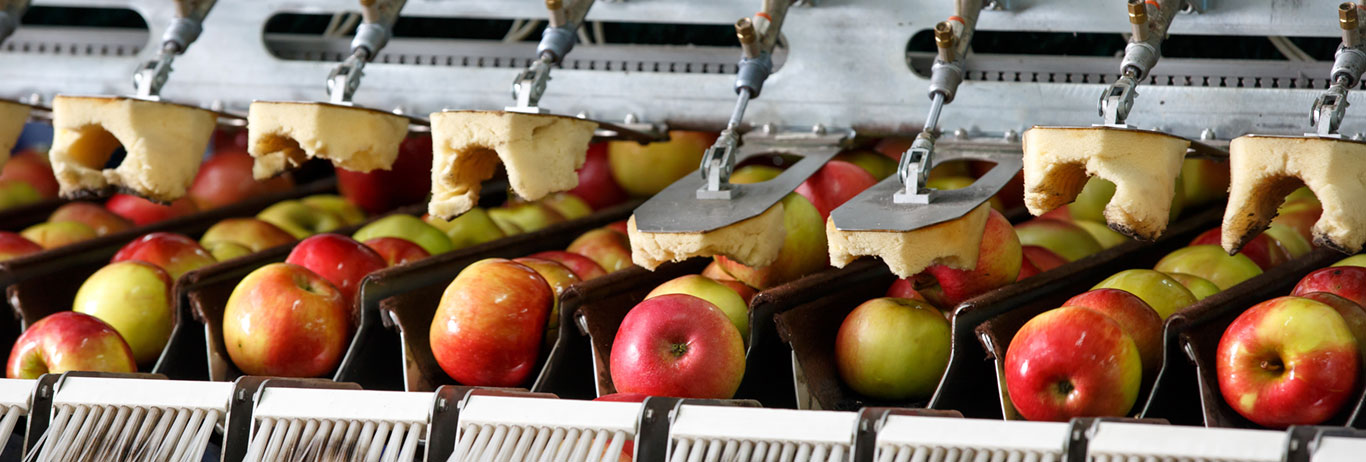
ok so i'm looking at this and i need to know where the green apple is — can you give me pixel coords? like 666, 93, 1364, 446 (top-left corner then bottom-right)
488, 202, 565, 233
354, 214, 454, 255
1014, 219, 1103, 261
927, 176, 1004, 211
835, 297, 951, 400
73, 261, 175, 364
21, 221, 97, 249
539, 193, 593, 220
1264, 224, 1312, 258
835, 149, 898, 180
301, 194, 366, 226
608, 131, 715, 196
1180, 158, 1230, 208
1093, 269, 1198, 319
257, 200, 344, 239
1073, 220, 1129, 249
0, 180, 42, 211
1165, 272, 1220, 300
1333, 254, 1366, 268
201, 218, 297, 253
206, 241, 252, 261
1154, 245, 1263, 291
646, 275, 750, 342
424, 208, 506, 250
715, 193, 827, 289
730, 165, 783, 184
1065, 176, 1184, 224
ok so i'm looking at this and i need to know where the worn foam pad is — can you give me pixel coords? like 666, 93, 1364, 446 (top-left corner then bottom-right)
248, 101, 410, 179
627, 204, 786, 271
826, 202, 990, 278
1223, 135, 1366, 254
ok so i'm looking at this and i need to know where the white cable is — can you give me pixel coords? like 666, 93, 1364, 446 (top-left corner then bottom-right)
503, 19, 527, 41
592, 21, 605, 45
577, 27, 593, 46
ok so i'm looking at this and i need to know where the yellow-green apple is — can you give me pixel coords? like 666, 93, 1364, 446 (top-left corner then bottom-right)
1154, 245, 1263, 290
1271, 198, 1322, 244
364, 237, 430, 266
926, 176, 1005, 212
923, 208, 1022, 306
257, 200, 344, 239
425, 208, 506, 250
1074, 220, 1128, 249
1180, 158, 1230, 207
488, 202, 566, 233
0, 232, 42, 261
569, 228, 634, 273
1291, 266, 1366, 308
200, 218, 297, 253
835, 297, 950, 400
286, 233, 388, 304
715, 193, 827, 289
1051, 176, 1184, 224
111, 232, 217, 279
1216, 296, 1360, 428
1014, 218, 1103, 262
206, 241, 251, 261
1063, 289, 1163, 373
353, 214, 454, 256
1005, 306, 1143, 421
1166, 272, 1220, 300
609, 293, 745, 398
646, 275, 750, 341
301, 194, 366, 226
335, 133, 433, 214
1265, 224, 1312, 258
1296, 292, 1366, 366
513, 257, 581, 338
48, 202, 133, 236
718, 280, 756, 305
0, 150, 59, 198
834, 149, 897, 180
885, 278, 930, 305
1190, 227, 1290, 270
608, 131, 716, 197
224, 262, 351, 377
1334, 255, 1366, 268
21, 221, 96, 249
105, 194, 198, 226
527, 250, 607, 280
539, 192, 593, 220
72, 261, 174, 364
730, 164, 782, 183
701, 260, 737, 282
794, 160, 879, 219
6, 312, 136, 379
430, 258, 553, 386
1092, 269, 1197, 319
188, 150, 293, 210
568, 142, 628, 210
0, 180, 42, 210
1022, 245, 1069, 273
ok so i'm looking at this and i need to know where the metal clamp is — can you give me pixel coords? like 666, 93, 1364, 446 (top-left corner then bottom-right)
1097, 0, 1179, 126
894, 132, 938, 205
697, 128, 740, 199
1313, 4, 1366, 135
508, 0, 596, 111
132, 0, 217, 99
326, 0, 406, 104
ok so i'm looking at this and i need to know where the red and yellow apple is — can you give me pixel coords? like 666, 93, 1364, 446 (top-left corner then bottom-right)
430, 258, 553, 386
364, 237, 430, 266
48, 202, 133, 236
527, 250, 607, 281
0, 232, 42, 261
794, 160, 878, 220
569, 228, 634, 273
610, 293, 745, 399
1063, 289, 1163, 372
7, 312, 136, 379
1005, 306, 1142, 421
488, 202, 566, 233
1291, 266, 1366, 308
105, 194, 198, 226
646, 275, 750, 341
223, 263, 351, 377
335, 133, 433, 214
200, 218, 297, 253
1092, 269, 1197, 319
715, 193, 827, 290
568, 142, 628, 210
21, 221, 97, 249
923, 208, 1022, 307
608, 131, 716, 197
0, 150, 59, 199
286, 233, 388, 305
1189, 227, 1290, 271
112, 232, 217, 279
836, 297, 950, 400
188, 150, 293, 210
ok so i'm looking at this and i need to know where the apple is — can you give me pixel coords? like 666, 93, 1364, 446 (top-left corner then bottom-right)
1056, 176, 1184, 225
1018, 257, 1042, 281
1005, 306, 1142, 421
834, 149, 897, 180
286, 234, 388, 304
608, 131, 716, 197
1291, 266, 1366, 308
364, 237, 430, 266
200, 217, 297, 253
488, 202, 566, 233
430, 258, 553, 386
6, 312, 136, 379
701, 261, 737, 282
21, 221, 97, 249
715, 193, 827, 290
335, 133, 433, 214
353, 214, 454, 256
188, 150, 293, 210
301, 194, 366, 226
224, 263, 351, 377
539, 193, 593, 220
873, 137, 911, 161
257, 200, 344, 239
1334, 255, 1366, 268
970, 161, 1027, 210
836, 297, 951, 400
72, 261, 174, 364
1022, 245, 1069, 273
1180, 158, 1231, 208
1165, 272, 1221, 300
926, 176, 1005, 212
610, 293, 745, 399
1271, 198, 1322, 245
923, 207, 1022, 307
211, 128, 248, 152
1296, 292, 1366, 366
0, 180, 42, 210
206, 241, 252, 261
718, 280, 756, 305
730, 165, 782, 184
1063, 289, 1163, 372
1154, 245, 1263, 291
646, 275, 750, 341
48, 202, 133, 236
1265, 224, 1312, 258
0, 150, 59, 198
794, 160, 879, 219
111, 232, 217, 279
885, 278, 930, 305
105, 194, 198, 226
1217, 296, 1359, 428
1014, 219, 1103, 262
513, 257, 582, 338
1073, 220, 1128, 249
425, 208, 506, 250
0, 232, 42, 261
568, 142, 628, 210
1189, 227, 1291, 271
569, 228, 634, 273
606, 220, 629, 236
527, 250, 607, 281
1092, 269, 1197, 319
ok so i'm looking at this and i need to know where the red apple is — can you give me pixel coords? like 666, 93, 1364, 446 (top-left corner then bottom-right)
569, 142, 628, 210
924, 208, 1022, 307
608, 131, 716, 197
1022, 245, 1069, 272
718, 280, 757, 305
1005, 306, 1143, 421
1291, 266, 1366, 308
336, 133, 434, 214
873, 137, 911, 161
1017, 257, 1042, 281
1063, 289, 1163, 373
430, 258, 553, 386
364, 237, 430, 266
48, 202, 133, 236
885, 278, 930, 304
610, 294, 745, 399
0, 232, 42, 261
224, 263, 351, 377
701, 261, 737, 282
7, 312, 137, 379
1271, 198, 1321, 245
527, 250, 607, 281
1297, 292, 1366, 366
1216, 296, 1360, 428
1181, 158, 1231, 208
286, 234, 388, 304
105, 194, 198, 226
188, 150, 293, 210
793, 160, 879, 220
1190, 227, 1291, 271
834, 149, 897, 180
21, 221, 96, 249
0, 150, 59, 198
568, 228, 634, 273
646, 275, 750, 341
200, 218, 297, 253
112, 232, 217, 279
836, 297, 951, 400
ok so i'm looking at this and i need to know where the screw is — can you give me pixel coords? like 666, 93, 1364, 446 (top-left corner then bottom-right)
624, 113, 639, 124
953, 128, 969, 138
1200, 128, 1216, 140
811, 124, 826, 135
1003, 129, 1019, 142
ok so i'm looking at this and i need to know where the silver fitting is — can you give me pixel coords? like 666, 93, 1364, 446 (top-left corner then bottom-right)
0, 12, 18, 44
350, 22, 390, 57
928, 60, 965, 104
894, 134, 937, 205
734, 52, 774, 98
697, 129, 740, 200
160, 17, 202, 51
1119, 42, 1159, 80
536, 25, 578, 64
1098, 72, 1140, 126
1331, 45, 1366, 87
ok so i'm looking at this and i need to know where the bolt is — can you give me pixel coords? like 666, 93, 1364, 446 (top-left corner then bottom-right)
934, 22, 955, 50
624, 113, 639, 124
1003, 129, 1019, 142
1200, 128, 1216, 140
953, 128, 969, 138
812, 124, 826, 135
763, 123, 777, 134
1343, 3, 1359, 30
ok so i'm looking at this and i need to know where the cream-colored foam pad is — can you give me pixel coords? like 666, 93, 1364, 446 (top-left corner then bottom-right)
1022, 127, 1189, 240
1223, 135, 1366, 254
428, 111, 597, 219
827, 202, 990, 279
247, 101, 409, 179
49, 96, 216, 202
627, 205, 785, 270
0, 101, 31, 167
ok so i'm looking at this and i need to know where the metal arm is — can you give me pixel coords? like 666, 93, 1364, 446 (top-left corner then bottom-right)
1312, 2, 1366, 136
132, 0, 216, 99
327, 0, 407, 104
1099, 0, 1181, 126
508, 0, 597, 112
0, 0, 28, 47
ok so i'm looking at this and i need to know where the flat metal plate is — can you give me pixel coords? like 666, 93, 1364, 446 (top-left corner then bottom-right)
830, 143, 1022, 232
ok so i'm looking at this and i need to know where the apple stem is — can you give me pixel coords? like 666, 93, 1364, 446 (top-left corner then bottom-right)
1260, 358, 1284, 374
671, 343, 689, 358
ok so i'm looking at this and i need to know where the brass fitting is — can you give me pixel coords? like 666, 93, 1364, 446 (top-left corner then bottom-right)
546, 0, 562, 10
737, 18, 760, 58
1342, 3, 1358, 30
934, 21, 956, 62
1128, 0, 1149, 42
